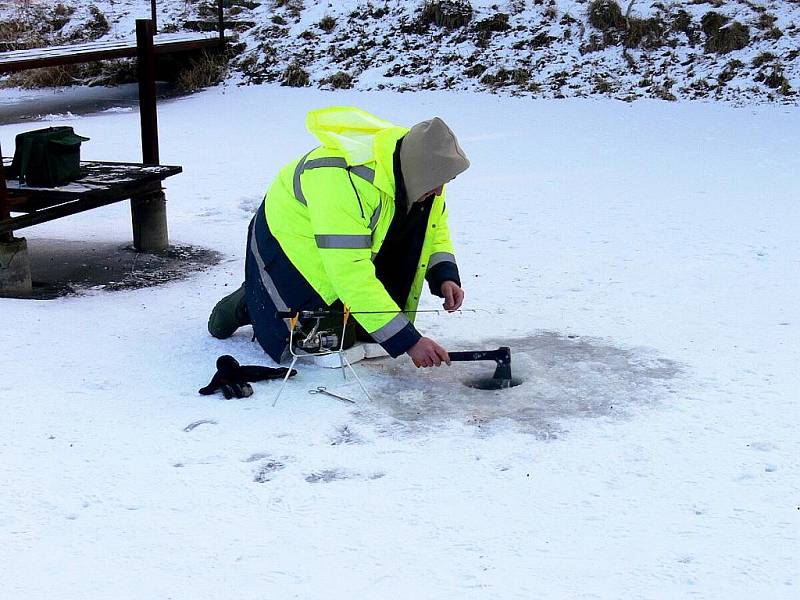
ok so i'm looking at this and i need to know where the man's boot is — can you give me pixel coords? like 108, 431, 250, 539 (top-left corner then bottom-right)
208, 283, 250, 339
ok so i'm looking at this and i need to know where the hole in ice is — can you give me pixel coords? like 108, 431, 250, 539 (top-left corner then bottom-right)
464, 376, 524, 390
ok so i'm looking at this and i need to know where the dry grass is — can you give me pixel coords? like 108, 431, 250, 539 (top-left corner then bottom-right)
752, 52, 777, 68
0, 19, 36, 50
625, 16, 667, 48
464, 63, 487, 77
700, 11, 750, 53
273, 0, 304, 18
2, 65, 79, 88
587, 1, 669, 49
474, 13, 510, 34
83, 5, 110, 41
594, 78, 614, 93
420, 1, 473, 30
756, 13, 777, 30
652, 84, 677, 101
671, 10, 692, 34
717, 59, 743, 84
480, 67, 531, 88
0, 2, 109, 50
588, 0, 625, 31
1, 59, 136, 89
321, 71, 353, 89
177, 51, 230, 92
318, 15, 337, 33
0, 2, 74, 50
281, 62, 309, 87
759, 66, 791, 94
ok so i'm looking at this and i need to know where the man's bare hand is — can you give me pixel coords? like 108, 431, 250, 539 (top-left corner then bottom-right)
441, 281, 465, 312
407, 337, 451, 368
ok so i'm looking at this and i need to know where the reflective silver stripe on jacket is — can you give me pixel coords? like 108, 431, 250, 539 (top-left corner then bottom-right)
368, 203, 382, 230
298, 157, 376, 182
292, 153, 377, 206
293, 151, 313, 206
427, 251, 456, 271
369, 312, 410, 343
349, 164, 375, 184
304, 157, 348, 170
250, 222, 291, 331
315, 234, 372, 249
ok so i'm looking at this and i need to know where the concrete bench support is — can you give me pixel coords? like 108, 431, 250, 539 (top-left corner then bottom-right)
0, 237, 33, 297
131, 188, 169, 251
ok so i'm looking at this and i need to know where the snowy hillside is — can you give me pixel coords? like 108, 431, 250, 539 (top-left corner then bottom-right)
1, 0, 799, 104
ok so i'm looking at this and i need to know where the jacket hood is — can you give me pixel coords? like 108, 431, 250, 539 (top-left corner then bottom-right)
306, 106, 408, 194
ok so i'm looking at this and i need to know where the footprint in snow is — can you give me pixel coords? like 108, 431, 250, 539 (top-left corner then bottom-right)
238, 196, 262, 214
253, 459, 286, 483
243, 452, 270, 463
329, 424, 363, 446
183, 419, 217, 432
304, 469, 385, 483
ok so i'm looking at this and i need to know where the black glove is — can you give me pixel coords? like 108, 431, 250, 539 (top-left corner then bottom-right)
199, 355, 297, 399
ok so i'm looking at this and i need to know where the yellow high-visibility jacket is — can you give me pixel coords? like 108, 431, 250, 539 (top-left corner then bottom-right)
263, 106, 459, 353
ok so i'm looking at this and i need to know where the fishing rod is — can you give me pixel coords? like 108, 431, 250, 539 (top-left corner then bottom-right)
276, 308, 489, 318
274, 307, 488, 375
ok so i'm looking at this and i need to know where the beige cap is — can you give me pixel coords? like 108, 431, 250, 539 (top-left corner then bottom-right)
400, 117, 470, 204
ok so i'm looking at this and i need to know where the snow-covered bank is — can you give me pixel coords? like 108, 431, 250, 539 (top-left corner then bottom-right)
1, 0, 799, 104
1, 86, 798, 598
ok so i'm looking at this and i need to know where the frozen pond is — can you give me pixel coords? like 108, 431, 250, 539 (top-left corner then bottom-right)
0, 82, 180, 125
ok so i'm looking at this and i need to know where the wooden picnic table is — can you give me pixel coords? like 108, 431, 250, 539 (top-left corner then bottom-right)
1, 159, 181, 246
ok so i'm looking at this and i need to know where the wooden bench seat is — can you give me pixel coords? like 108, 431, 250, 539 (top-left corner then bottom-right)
1, 160, 181, 235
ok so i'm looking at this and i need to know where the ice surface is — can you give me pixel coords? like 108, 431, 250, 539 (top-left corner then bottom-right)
1, 86, 798, 599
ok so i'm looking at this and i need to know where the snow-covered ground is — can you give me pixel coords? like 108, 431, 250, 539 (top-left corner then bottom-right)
1, 85, 799, 598
2, 0, 799, 104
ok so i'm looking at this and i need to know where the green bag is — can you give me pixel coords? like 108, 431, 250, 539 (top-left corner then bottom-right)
10, 126, 90, 187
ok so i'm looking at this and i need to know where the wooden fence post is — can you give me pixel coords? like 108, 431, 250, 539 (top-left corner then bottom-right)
151, 0, 158, 33
218, 0, 225, 45
136, 19, 159, 165
0, 144, 10, 243
133, 19, 168, 251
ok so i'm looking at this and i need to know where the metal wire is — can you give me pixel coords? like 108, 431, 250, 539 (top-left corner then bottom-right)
278, 308, 493, 317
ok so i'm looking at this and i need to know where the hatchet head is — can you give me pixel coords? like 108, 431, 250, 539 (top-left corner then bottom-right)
491, 346, 512, 382
449, 346, 513, 385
